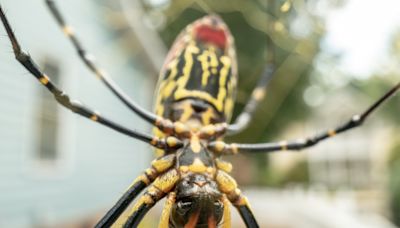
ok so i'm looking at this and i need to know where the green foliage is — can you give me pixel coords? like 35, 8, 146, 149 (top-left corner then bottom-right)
388, 164, 400, 226
388, 142, 400, 226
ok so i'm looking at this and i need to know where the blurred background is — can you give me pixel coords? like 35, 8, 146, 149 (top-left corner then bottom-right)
0, 0, 399, 227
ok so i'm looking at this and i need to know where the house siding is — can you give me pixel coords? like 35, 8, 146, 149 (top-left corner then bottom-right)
0, 0, 152, 227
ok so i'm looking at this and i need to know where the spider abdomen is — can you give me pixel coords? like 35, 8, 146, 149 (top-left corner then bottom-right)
154, 15, 238, 127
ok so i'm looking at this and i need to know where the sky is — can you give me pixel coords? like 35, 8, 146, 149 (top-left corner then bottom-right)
322, 0, 400, 79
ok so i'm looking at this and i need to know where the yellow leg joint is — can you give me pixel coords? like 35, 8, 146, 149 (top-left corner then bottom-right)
216, 159, 233, 173
158, 192, 176, 228
62, 25, 74, 36
130, 194, 154, 215
39, 75, 49, 85
153, 169, 179, 193
216, 171, 238, 194
151, 154, 175, 173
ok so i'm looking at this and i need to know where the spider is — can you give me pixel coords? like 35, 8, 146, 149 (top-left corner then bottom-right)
1, 1, 399, 227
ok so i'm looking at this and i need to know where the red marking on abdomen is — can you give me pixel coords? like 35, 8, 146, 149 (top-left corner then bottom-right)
195, 25, 227, 49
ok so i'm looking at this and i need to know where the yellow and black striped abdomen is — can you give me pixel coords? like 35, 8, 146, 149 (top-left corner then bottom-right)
154, 15, 238, 126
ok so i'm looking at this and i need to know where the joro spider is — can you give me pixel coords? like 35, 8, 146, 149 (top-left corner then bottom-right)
1, 1, 400, 228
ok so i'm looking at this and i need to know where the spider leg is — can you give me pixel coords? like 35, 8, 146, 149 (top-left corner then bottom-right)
216, 171, 259, 228
227, 14, 276, 135
0, 6, 183, 150
44, 0, 163, 125
158, 192, 176, 228
123, 169, 180, 228
96, 178, 149, 228
95, 155, 176, 228
221, 194, 231, 228
227, 63, 274, 135
210, 81, 400, 154
45, 0, 195, 136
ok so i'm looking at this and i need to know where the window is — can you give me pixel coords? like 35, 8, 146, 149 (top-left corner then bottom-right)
35, 58, 61, 162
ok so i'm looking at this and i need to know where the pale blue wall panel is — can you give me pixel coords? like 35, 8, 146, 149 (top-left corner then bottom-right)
0, 0, 153, 227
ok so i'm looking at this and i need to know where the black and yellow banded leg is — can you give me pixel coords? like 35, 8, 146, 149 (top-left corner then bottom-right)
215, 171, 259, 228
0, 6, 180, 148
227, 63, 274, 135
227, 14, 276, 135
159, 192, 176, 228
96, 178, 148, 228
211, 80, 400, 154
46, 0, 195, 137
221, 195, 231, 228
95, 155, 176, 228
45, 0, 159, 124
123, 169, 180, 228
